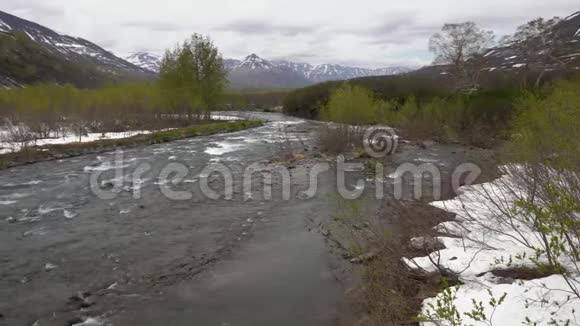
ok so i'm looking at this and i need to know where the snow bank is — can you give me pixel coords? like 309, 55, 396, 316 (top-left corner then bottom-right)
0, 130, 169, 154
407, 167, 580, 325
423, 274, 580, 325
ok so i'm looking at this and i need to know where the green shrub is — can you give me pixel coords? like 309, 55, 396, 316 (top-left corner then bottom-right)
510, 77, 580, 168
321, 84, 381, 125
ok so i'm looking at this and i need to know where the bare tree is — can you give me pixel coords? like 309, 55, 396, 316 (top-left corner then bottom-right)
429, 22, 495, 92
502, 17, 571, 88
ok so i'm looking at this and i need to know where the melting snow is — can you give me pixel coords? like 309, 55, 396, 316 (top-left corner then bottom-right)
0, 18, 11, 32
407, 167, 580, 325
566, 12, 580, 21
0, 130, 162, 154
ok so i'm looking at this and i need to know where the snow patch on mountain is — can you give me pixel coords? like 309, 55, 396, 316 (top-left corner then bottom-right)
0, 10, 149, 76
566, 11, 580, 21
0, 18, 10, 32
237, 54, 275, 70
124, 52, 162, 73
123, 52, 413, 87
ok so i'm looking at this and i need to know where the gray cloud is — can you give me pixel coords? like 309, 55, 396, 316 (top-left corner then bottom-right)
216, 20, 319, 37
2, 0, 579, 68
121, 20, 186, 32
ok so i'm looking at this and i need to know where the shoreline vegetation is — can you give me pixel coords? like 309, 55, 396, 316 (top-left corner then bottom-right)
290, 18, 580, 324
0, 33, 270, 169
0, 120, 263, 170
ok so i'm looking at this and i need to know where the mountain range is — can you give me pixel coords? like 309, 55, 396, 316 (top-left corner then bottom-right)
2, 9, 580, 90
124, 52, 413, 89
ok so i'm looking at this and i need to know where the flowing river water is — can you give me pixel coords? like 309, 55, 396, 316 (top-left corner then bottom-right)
0, 112, 499, 326
0, 113, 354, 326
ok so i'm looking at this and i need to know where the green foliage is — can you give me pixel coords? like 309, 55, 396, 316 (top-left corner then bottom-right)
510, 77, 580, 169
284, 71, 525, 146
159, 34, 227, 115
0, 32, 108, 87
321, 83, 381, 125
283, 81, 340, 119
315, 81, 519, 146
224, 89, 290, 109
505, 76, 580, 300
419, 279, 463, 326
419, 279, 507, 326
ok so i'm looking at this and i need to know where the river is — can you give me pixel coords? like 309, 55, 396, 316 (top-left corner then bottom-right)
0, 113, 353, 326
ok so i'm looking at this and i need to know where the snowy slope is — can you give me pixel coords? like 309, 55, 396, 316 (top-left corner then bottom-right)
0, 10, 151, 78
124, 52, 162, 73
481, 11, 580, 71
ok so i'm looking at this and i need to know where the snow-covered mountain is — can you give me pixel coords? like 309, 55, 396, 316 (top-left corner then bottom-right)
480, 11, 580, 71
130, 52, 413, 88
0, 10, 152, 83
124, 52, 162, 73
230, 54, 413, 87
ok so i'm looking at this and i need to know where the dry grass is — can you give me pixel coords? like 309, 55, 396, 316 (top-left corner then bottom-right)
350, 199, 458, 325
317, 125, 365, 155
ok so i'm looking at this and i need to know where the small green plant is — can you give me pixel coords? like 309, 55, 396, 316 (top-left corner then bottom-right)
419, 279, 507, 326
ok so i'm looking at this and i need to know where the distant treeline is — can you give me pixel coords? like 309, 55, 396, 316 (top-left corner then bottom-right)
226, 89, 290, 110
282, 68, 574, 120
0, 83, 208, 136
303, 71, 580, 147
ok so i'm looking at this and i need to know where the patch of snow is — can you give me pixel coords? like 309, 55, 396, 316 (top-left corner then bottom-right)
566, 12, 580, 21
512, 63, 526, 68
422, 274, 580, 325
0, 18, 11, 32
505, 55, 518, 60
24, 31, 35, 41
408, 167, 580, 325
484, 50, 496, 57
0, 129, 163, 154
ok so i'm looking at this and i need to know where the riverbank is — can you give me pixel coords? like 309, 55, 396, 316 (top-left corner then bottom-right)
311, 140, 500, 325
0, 120, 263, 170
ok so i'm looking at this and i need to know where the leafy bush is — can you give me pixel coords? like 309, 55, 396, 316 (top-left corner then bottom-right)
321, 84, 381, 125
510, 77, 580, 169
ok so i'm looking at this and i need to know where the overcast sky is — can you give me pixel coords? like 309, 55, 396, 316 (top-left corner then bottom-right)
2, 0, 578, 68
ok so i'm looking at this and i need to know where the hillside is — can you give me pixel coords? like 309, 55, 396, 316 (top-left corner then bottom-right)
0, 32, 110, 87
284, 11, 580, 118
0, 10, 153, 87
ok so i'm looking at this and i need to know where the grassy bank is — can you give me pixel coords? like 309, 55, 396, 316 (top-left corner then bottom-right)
0, 120, 263, 170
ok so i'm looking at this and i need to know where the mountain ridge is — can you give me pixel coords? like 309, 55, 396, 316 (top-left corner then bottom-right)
125, 52, 414, 89
0, 10, 153, 87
